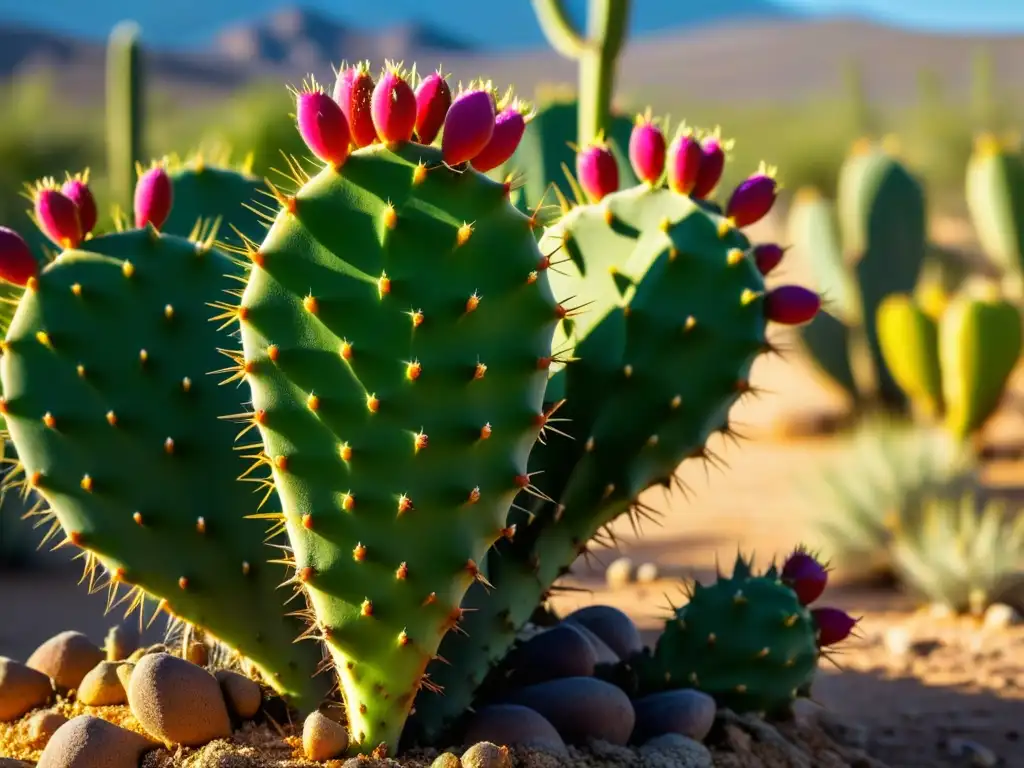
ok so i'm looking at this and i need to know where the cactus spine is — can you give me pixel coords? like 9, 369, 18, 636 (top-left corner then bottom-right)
106, 21, 144, 218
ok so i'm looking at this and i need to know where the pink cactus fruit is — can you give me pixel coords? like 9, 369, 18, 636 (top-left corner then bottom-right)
0, 227, 38, 286
780, 548, 828, 606
371, 66, 417, 144
691, 136, 726, 199
441, 87, 497, 166
811, 607, 859, 647
35, 187, 82, 249
667, 131, 702, 195
333, 63, 377, 148
470, 105, 528, 173
751, 243, 785, 276
296, 89, 352, 167
414, 71, 452, 145
576, 140, 620, 202
628, 113, 666, 185
61, 174, 97, 236
726, 165, 779, 227
134, 166, 173, 231
764, 285, 820, 325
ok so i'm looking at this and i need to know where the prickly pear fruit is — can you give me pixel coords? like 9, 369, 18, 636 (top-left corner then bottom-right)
876, 294, 943, 419
692, 137, 725, 199
296, 88, 352, 167
781, 549, 828, 606
414, 70, 452, 145
61, 174, 97, 236
34, 187, 82, 248
576, 141, 619, 202
628, 115, 666, 185
471, 107, 527, 173
371, 65, 417, 144
334, 62, 377, 148
134, 166, 173, 230
811, 607, 858, 646
442, 88, 496, 166
764, 285, 821, 326
667, 132, 702, 195
752, 243, 784, 276
726, 168, 778, 227
0, 227, 38, 286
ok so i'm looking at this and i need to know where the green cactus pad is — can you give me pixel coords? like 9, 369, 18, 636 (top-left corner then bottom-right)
642, 554, 819, 715
965, 139, 1024, 286
164, 161, 268, 248
876, 294, 943, 419
0, 228, 329, 711
236, 142, 557, 754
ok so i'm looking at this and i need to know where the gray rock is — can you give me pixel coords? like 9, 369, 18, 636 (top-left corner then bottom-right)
640, 733, 713, 768
501, 676, 635, 745
561, 605, 642, 660
506, 624, 596, 685
215, 669, 263, 719
561, 621, 619, 665
463, 703, 568, 756
0, 656, 53, 721
632, 689, 716, 742
36, 715, 154, 768
946, 737, 999, 767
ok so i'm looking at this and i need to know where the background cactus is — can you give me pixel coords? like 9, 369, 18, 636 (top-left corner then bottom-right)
234, 69, 555, 755
106, 21, 143, 218
965, 134, 1024, 296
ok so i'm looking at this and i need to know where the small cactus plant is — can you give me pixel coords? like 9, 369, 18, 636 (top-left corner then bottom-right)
965, 134, 1024, 297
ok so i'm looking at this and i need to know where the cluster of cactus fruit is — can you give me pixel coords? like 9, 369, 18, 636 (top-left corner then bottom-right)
0, 59, 825, 756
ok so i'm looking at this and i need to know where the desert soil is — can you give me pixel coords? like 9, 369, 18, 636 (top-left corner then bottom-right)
2, 213, 1023, 767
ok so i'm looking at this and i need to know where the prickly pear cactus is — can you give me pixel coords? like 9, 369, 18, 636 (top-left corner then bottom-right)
876, 293, 943, 419
965, 135, 1024, 296
414, 120, 822, 742
234, 68, 556, 755
0, 172, 329, 711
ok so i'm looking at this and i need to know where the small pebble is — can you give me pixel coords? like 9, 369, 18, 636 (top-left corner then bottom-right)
77, 661, 127, 706
428, 752, 461, 768
983, 602, 1021, 630
215, 669, 263, 719
26, 631, 104, 691
635, 562, 660, 583
506, 624, 596, 685
104, 624, 140, 662
502, 676, 635, 745
605, 557, 634, 589
463, 704, 567, 756
303, 710, 348, 760
561, 605, 642, 659
632, 689, 717, 742
0, 760, 34, 768
640, 732, 713, 768
461, 741, 511, 768
0, 656, 53, 720
36, 715, 154, 768
115, 662, 134, 691
946, 737, 999, 767
183, 641, 209, 667
27, 709, 68, 743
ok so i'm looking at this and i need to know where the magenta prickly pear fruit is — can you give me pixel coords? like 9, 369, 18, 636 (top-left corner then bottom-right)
628, 114, 666, 185
61, 174, 97, 236
333, 62, 377, 148
471, 106, 527, 173
0, 227, 38, 286
811, 607, 858, 647
667, 132, 702, 195
691, 137, 726, 199
35, 187, 82, 249
371, 65, 417, 144
726, 168, 778, 227
414, 70, 452, 145
441, 87, 496, 166
296, 89, 352, 167
764, 284, 820, 325
751, 243, 785, 275
576, 140, 619, 202
781, 549, 828, 606
134, 166, 173, 231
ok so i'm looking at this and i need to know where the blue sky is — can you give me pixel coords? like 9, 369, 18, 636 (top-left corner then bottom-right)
779, 0, 1024, 32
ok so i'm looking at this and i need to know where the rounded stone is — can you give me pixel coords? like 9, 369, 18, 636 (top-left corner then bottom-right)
27, 709, 68, 743
461, 741, 512, 768
0, 656, 53, 721
636, 562, 660, 583
215, 669, 262, 719
631, 689, 717, 743
36, 715, 154, 768
502, 676, 635, 745
115, 662, 134, 691
562, 605, 642, 660
127, 652, 231, 746
506, 624, 597, 685
463, 704, 568, 756
26, 632, 104, 691
303, 710, 348, 761
429, 753, 461, 768
77, 661, 127, 706
560, 621, 619, 665
104, 624, 140, 662
605, 557, 634, 589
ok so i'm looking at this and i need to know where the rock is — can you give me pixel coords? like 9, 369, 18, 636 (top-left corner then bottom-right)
463, 704, 568, 756
632, 689, 716, 742
28, 709, 68, 742
506, 624, 597, 685
26, 632, 104, 691
983, 602, 1022, 630
639, 733, 713, 768
127, 652, 231, 746
561, 605, 642, 660
636, 562, 660, 583
0, 760, 34, 768
605, 556, 634, 589
183, 641, 209, 668
104, 624, 140, 662
0, 656, 53, 720
817, 710, 868, 751
303, 710, 348, 761
36, 715, 154, 768
501, 676, 635, 745
215, 669, 263, 719
429, 753, 461, 768
77, 661, 127, 706
883, 626, 940, 658
946, 737, 999, 767
461, 741, 512, 768
115, 662, 134, 691
561, 621, 619, 665
127, 644, 168, 663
